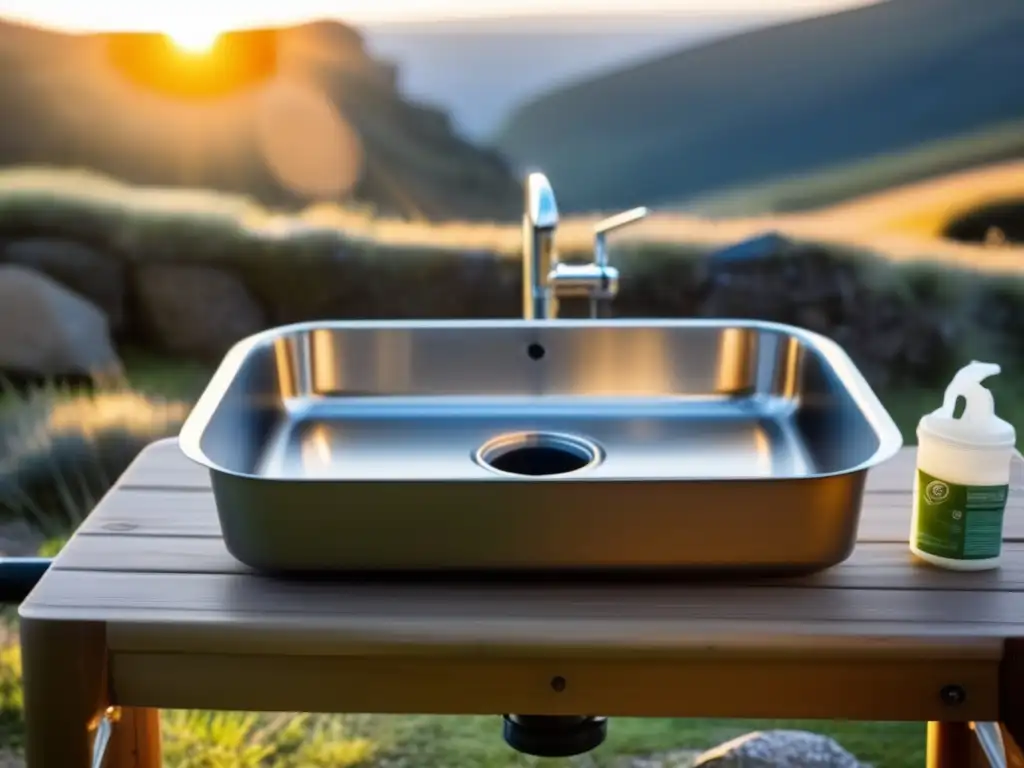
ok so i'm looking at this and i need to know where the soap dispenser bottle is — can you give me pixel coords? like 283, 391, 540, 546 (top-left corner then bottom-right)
911, 361, 1016, 570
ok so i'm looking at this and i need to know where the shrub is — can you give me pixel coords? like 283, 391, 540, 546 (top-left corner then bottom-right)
0, 380, 190, 537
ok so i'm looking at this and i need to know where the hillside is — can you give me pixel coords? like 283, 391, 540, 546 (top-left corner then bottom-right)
0, 18, 522, 221
363, 13, 777, 141
496, 0, 1024, 215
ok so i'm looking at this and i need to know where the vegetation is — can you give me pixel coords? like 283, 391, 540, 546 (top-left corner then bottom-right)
0, 379, 191, 536
496, 0, 1024, 214
687, 131, 1024, 222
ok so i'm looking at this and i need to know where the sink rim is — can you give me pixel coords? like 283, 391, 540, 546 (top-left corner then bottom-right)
177, 317, 904, 482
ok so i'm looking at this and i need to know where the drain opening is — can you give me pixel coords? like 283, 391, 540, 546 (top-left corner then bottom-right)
476, 432, 602, 477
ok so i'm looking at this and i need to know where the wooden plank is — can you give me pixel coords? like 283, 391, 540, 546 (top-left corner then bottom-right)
108, 650, 999, 722
118, 439, 210, 490
1000, 639, 1024, 766
99, 618, 1002, 659
19, 569, 1024, 647
127, 439, 1024, 494
77, 490, 223, 538
74, 482, 1024, 544
50, 534, 1024, 592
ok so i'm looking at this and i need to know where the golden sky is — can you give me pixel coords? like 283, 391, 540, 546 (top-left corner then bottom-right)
2, 0, 875, 33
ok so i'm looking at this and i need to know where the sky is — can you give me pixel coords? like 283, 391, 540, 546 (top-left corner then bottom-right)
0, 0, 876, 34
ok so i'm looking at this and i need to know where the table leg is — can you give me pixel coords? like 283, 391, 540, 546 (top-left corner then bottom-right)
1000, 724, 1024, 768
1002, 639, 1024, 768
20, 618, 161, 768
927, 721, 973, 768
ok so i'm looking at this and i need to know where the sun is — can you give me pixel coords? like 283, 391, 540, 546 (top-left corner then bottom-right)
165, 23, 223, 54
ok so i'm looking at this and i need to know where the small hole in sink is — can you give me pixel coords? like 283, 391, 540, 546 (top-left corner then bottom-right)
475, 432, 602, 477
527, 343, 546, 361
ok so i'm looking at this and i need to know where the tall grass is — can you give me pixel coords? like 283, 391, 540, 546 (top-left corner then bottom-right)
0, 378, 190, 537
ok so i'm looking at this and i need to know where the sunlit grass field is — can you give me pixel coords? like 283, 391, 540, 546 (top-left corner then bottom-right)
0, 161, 1021, 268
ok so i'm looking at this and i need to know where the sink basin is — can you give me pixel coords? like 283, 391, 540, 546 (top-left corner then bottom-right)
178, 318, 903, 574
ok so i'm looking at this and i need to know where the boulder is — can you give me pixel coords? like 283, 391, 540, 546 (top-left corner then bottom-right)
0, 264, 122, 379
693, 730, 868, 768
134, 263, 267, 361
2, 239, 126, 332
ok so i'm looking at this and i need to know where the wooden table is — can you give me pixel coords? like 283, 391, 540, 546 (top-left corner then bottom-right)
18, 439, 1024, 767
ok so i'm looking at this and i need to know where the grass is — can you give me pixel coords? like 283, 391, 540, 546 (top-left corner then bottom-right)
687, 120, 1024, 219
0, 163, 1021, 265
368, 715, 925, 767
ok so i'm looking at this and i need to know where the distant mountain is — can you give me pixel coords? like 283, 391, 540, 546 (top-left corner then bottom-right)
495, 0, 1024, 214
362, 13, 782, 142
0, 18, 522, 221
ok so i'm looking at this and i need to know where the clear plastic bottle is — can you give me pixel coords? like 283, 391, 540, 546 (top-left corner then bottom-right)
910, 361, 1016, 570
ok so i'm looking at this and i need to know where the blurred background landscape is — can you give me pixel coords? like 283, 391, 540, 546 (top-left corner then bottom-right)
0, 0, 1022, 764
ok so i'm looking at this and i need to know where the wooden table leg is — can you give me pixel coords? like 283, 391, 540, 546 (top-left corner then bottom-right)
996, 724, 1024, 768
1002, 639, 1024, 768
927, 721, 973, 768
20, 618, 161, 768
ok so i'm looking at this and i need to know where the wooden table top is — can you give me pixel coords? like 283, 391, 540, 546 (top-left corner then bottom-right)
17, 438, 1024, 720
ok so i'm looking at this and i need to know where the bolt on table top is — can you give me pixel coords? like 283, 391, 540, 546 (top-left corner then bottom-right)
16, 438, 1024, 767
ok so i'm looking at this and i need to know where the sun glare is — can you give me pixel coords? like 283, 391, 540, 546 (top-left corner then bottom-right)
166, 23, 223, 54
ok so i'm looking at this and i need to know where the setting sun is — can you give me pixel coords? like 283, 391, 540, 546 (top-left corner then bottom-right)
165, 23, 222, 54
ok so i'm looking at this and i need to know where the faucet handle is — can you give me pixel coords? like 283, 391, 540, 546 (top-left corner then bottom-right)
593, 206, 648, 269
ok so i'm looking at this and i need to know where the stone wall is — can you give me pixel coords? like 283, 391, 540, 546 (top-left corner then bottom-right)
1, 187, 1022, 392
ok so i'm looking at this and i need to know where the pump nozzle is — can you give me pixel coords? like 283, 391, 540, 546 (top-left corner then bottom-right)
939, 360, 1001, 422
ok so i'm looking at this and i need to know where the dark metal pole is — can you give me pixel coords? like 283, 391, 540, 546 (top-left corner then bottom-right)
0, 557, 52, 604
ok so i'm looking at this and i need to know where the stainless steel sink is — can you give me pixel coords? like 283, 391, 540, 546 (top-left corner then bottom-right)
178, 318, 903, 574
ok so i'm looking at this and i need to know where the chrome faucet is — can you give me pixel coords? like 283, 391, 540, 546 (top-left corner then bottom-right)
522, 171, 648, 320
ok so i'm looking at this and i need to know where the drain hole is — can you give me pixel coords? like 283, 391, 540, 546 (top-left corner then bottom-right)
492, 446, 588, 476
476, 432, 601, 477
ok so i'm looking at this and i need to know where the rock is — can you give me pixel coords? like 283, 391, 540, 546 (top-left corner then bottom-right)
693, 730, 868, 768
705, 232, 793, 273
0, 518, 45, 558
134, 264, 267, 361
0, 264, 122, 379
2, 239, 125, 331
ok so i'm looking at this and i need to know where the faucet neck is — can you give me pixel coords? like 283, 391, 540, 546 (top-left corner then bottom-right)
522, 173, 560, 320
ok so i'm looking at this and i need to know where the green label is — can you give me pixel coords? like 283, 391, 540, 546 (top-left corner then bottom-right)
914, 469, 1008, 560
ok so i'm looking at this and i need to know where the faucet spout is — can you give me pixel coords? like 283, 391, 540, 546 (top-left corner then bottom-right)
521, 170, 646, 321
522, 172, 560, 320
